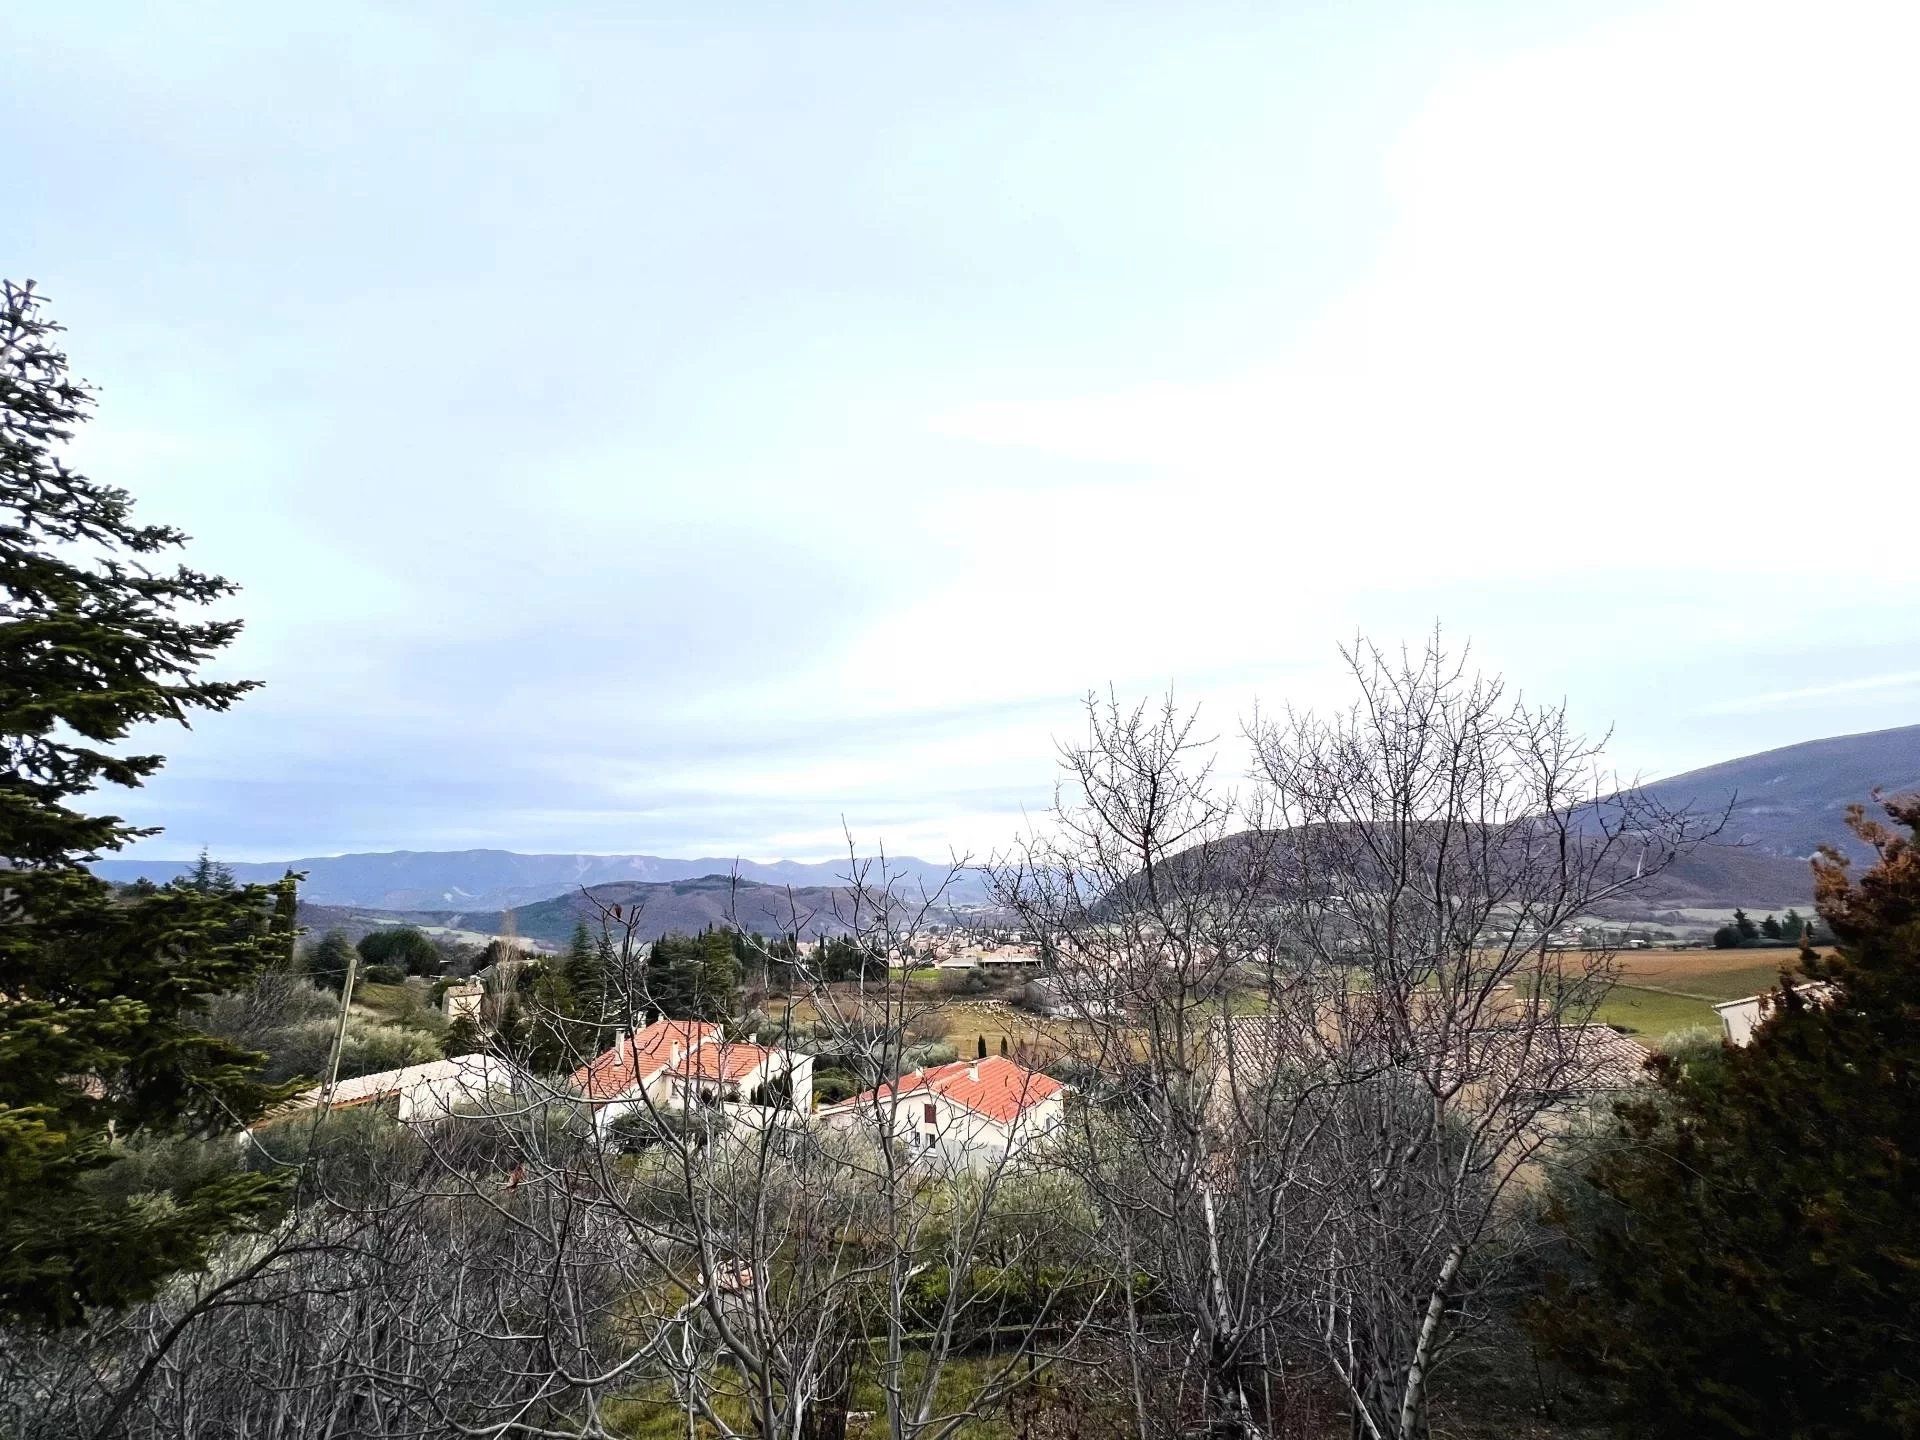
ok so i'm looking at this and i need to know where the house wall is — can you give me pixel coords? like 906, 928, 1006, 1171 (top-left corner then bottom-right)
1715, 995, 1767, 1046
392, 1055, 520, 1122
857, 1086, 1064, 1172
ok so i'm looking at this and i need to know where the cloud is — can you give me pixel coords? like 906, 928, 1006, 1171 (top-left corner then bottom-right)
933, 0, 1919, 585
1697, 670, 1920, 717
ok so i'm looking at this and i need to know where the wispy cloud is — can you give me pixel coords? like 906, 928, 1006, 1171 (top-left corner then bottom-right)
1697, 672, 1920, 718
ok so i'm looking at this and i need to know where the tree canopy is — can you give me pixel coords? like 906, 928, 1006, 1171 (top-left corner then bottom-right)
0, 281, 295, 1326
1535, 794, 1920, 1438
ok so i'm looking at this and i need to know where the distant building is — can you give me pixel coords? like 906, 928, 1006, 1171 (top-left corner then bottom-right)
441, 981, 485, 1023
1026, 973, 1121, 1019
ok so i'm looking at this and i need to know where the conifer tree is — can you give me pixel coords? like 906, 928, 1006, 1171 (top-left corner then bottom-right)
269, 869, 302, 966
1535, 795, 1920, 1438
305, 929, 359, 993
0, 281, 295, 1327
441, 1012, 484, 1059
179, 846, 236, 894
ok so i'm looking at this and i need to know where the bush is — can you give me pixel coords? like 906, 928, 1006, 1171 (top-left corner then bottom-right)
811, 1069, 860, 1105
362, 964, 406, 986
610, 1108, 698, 1155
902, 1041, 956, 1070
357, 925, 446, 977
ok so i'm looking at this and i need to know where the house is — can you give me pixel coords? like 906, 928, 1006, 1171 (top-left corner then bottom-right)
441, 980, 485, 1023
819, 1055, 1067, 1170
1712, 982, 1834, 1046
661, 1039, 814, 1114
976, 947, 1043, 974
1026, 973, 1121, 1020
570, 1019, 812, 1136
571, 1018, 723, 1133
269, 1054, 523, 1125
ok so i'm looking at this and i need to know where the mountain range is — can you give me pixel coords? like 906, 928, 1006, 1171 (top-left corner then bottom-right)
93, 848, 990, 911
384, 874, 896, 949
95, 722, 1917, 937
1628, 722, 1918, 865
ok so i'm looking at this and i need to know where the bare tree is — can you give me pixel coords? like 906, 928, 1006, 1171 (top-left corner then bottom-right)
989, 691, 1326, 1440
1242, 634, 1710, 1440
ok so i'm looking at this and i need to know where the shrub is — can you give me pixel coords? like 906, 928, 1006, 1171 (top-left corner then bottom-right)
362, 964, 406, 986
811, 1069, 859, 1105
610, 1108, 698, 1155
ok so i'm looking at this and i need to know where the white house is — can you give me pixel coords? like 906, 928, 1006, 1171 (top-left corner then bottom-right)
570, 1018, 722, 1134
441, 980, 485, 1023
819, 1055, 1067, 1171
570, 1019, 812, 1136
273, 1053, 523, 1125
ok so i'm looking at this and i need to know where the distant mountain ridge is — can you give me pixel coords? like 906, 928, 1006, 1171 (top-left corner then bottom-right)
1631, 722, 1920, 864
427, 874, 898, 948
92, 847, 990, 911
92, 725, 1917, 928
289, 874, 881, 949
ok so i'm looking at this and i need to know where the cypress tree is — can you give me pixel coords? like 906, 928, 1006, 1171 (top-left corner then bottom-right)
0, 281, 296, 1327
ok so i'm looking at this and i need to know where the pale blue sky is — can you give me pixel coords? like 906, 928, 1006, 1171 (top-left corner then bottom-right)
8, 1, 1916, 862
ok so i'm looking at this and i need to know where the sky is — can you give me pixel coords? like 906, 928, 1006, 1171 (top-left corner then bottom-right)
7, 0, 1917, 864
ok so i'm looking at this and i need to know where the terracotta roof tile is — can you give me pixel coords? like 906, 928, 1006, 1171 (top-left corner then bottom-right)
832, 1055, 1065, 1125
571, 1019, 720, 1102
666, 1042, 774, 1084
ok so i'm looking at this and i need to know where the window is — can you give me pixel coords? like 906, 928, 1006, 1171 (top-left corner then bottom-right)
923, 1102, 937, 1125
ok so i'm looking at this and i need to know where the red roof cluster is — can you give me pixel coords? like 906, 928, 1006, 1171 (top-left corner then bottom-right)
571, 1019, 721, 1101
834, 1055, 1065, 1125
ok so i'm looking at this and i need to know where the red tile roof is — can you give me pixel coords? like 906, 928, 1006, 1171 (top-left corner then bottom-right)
666, 1041, 775, 1084
571, 1020, 720, 1101
833, 1055, 1065, 1126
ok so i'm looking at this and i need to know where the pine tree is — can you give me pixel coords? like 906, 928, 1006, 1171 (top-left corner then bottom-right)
441, 1012, 484, 1059
695, 929, 741, 1022
0, 281, 296, 1327
269, 869, 302, 966
1761, 912, 1782, 940
494, 995, 532, 1063
306, 929, 359, 993
1733, 907, 1759, 942
977, 1035, 988, 1060
179, 846, 236, 895
1534, 796, 1920, 1438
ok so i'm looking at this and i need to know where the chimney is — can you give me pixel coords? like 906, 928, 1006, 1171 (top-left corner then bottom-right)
967, 1061, 979, 1083
671, 1040, 684, 1068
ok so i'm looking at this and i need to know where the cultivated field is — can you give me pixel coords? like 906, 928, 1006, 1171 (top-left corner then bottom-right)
1593, 946, 1813, 1041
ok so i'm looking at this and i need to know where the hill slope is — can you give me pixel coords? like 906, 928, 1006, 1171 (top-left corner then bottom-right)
1632, 722, 1920, 863
1141, 725, 1918, 926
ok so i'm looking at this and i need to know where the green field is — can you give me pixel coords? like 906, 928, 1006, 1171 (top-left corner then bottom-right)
1591, 984, 1718, 1039
1596, 950, 1806, 1042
